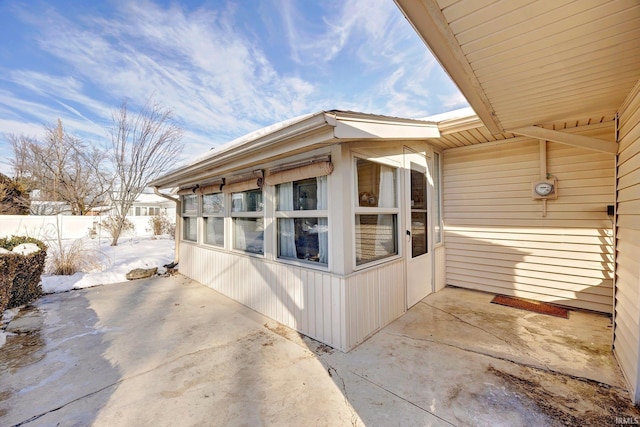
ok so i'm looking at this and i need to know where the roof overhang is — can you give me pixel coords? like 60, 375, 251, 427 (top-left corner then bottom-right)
150, 110, 439, 189
395, 0, 640, 136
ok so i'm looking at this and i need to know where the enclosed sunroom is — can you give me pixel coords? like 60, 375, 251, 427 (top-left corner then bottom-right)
150, 111, 446, 351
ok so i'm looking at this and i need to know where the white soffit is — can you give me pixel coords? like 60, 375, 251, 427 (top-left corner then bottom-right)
395, 0, 640, 132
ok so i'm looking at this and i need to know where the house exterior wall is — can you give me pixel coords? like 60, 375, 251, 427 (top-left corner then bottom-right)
180, 243, 407, 351
614, 81, 640, 403
443, 127, 615, 313
174, 139, 444, 351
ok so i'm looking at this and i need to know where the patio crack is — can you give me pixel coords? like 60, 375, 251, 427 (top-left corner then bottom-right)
324, 362, 359, 427
419, 301, 518, 347
350, 371, 457, 426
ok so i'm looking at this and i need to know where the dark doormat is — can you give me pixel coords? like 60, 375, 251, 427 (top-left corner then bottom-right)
491, 295, 569, 319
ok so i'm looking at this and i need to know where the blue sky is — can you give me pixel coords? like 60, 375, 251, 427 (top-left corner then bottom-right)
0, 0, 467, 175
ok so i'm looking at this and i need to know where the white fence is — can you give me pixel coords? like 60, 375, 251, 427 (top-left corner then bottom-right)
0, 215, 168, 240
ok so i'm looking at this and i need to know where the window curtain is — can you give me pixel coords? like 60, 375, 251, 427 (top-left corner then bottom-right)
235, 219, 246, 250
377, 165, 395, 256
279, 182, 296, 258
317, 176, 328, 264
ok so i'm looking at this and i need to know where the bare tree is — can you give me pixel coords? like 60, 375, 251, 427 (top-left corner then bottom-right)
108, 98, 184, 246
0, 173, 30, 214
8, 120, 112, 215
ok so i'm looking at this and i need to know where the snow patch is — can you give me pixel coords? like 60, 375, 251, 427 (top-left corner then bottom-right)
12, 243, 42, 255
41, 237, 175, 294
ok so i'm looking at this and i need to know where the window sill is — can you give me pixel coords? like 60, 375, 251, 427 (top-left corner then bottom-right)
353, 253, 402, 272
276, 256, 329, 272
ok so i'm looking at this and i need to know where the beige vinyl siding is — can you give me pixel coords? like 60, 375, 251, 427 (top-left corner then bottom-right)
444, 132, 615, 313
345, 259, 405, 348
434, 245, 446, 292
614, 81, 640, 403
180, 243, 405, 351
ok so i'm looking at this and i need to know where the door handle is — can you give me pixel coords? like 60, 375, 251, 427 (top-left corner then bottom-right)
406, 230, 411, 237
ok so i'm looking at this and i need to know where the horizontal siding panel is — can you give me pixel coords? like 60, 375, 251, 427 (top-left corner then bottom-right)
447, 262, 613, 293
445, 218, 612, 229
446, 229, 612, 244
615, 317, 639, 385
617, 214, 640, 231
615, 290, 639, 331
443, 137, 614, 313
617, 151, 640, 178
445, 196, 612, 207
618, 171, 640, 191
618, 183, 640, 203
618, 95, 640, 142
615, 84, 640, 401
444, 167, 540, 183
447, 252, 611, 272
447, 277, 611, 313
446, 242, 613, 264
447, 254, 612, 279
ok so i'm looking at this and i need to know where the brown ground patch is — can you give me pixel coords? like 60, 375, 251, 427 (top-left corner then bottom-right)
488, 366, 640, 426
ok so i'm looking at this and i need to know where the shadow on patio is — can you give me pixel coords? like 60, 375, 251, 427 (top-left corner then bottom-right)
299, 286, 640, 426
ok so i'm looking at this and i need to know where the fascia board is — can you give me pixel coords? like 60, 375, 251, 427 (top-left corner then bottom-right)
334, 118, 440, 139
394, 0, 503, 134
150, 113, 334, 188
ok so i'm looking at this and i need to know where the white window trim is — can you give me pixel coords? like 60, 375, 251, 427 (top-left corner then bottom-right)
230, 190, 265, 256
275, 178, 329, 267
181, 194, 199, 243
202, 192, 225, 248
352, 155, 401, 270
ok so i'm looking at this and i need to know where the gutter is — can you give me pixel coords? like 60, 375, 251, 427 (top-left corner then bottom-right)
153, 186, 180, 264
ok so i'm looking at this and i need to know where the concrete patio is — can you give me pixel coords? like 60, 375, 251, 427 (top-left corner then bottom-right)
1, 275, 638, 426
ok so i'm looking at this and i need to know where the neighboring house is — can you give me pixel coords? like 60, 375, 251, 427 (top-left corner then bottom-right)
394, 0, 640, 403
126, 191, 176, 220
29, 189, 73, 215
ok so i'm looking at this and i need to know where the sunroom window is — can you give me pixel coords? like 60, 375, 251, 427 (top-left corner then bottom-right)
276, 177, 328, 265
354, 158, 398, 265
182, 194, 198, 242
203, 192, 224, 247
231, 189, 264, 254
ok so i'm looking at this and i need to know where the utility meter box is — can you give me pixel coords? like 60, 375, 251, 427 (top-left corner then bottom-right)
532, 179, 557, 200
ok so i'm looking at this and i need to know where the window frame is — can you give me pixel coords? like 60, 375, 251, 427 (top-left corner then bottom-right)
202, 192, 225, 248
275, 177, 329, 268
181, 193, 199, 243
352, 156, 401, 269
230, 188, 265, 255
433, 151, 444, 246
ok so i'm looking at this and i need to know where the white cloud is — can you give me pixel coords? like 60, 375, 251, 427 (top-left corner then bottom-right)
0, 0, 466, 168
439, 92, 469, 110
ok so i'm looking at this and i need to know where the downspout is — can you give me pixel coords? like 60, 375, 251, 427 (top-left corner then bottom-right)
539, 140, 548, 217
153, 186, 180, 264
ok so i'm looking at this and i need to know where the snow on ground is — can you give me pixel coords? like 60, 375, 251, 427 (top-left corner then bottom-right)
2, 236, 174, 349
41, 236, 175, 294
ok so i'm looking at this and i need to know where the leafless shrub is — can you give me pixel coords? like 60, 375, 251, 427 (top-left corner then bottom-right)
46, 239, 104, 276
101, 216, 135, 240
148, 214, 174, 236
